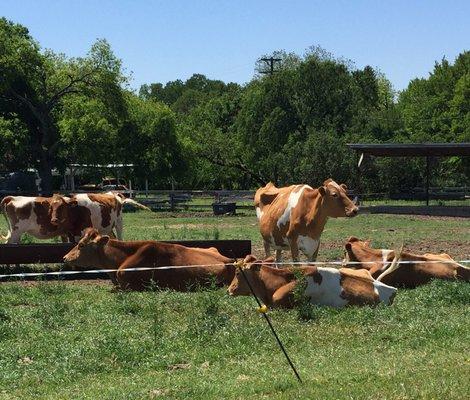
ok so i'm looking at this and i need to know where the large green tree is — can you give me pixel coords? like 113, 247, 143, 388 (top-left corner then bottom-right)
398, 51, 470, 186
0, 18, 124, 191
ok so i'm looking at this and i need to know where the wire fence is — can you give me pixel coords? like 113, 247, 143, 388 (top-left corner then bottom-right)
1, 259, 469, 280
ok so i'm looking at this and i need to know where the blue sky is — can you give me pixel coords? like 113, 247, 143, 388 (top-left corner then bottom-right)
2, 1, 469, 92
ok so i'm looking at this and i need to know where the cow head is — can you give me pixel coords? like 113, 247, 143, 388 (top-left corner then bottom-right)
319, 179, 358, 218
344, 236, 380, 271
344, 236, 369, 259
63, 228, 109, 269
227, 255, 274, 297
50, 196, 78, 227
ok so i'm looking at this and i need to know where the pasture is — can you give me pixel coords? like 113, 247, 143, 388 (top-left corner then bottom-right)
0, 211, 469, 399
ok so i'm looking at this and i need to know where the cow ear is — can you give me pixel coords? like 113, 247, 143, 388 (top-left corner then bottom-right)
67, 199, 78, 208
345, 243, 352, 251
96, 235, 109, 246
248, 261, 263, 271
340, 183, 348, 191
243, 254, 258, 264
83, 228, 97, 241
318, 186, 326, 196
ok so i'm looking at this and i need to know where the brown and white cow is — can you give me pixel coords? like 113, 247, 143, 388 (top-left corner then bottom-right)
1, 192, 149, 243
227, 255, 397, 308
63, 228, 236, 291
255, 179, 358, 262
1, 195, 72, 243
344, 237, 470, 288
49, 192, 149, 242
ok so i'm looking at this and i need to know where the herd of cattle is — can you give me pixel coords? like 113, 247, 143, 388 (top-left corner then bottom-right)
1, 179, 469, 309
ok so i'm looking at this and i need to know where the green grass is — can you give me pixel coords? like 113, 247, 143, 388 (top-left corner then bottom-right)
0, 281, 468, 399
0, 211, 469, 399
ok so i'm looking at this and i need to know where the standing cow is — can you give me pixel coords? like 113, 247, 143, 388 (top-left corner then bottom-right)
1, 195, 71, 243
255, 179, 358, 262
1, 192, 149, 243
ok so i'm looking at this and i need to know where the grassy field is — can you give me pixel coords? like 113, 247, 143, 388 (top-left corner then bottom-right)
0, 210, 469, 399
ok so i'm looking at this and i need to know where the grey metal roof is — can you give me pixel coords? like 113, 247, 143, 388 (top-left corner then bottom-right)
347, 143, 470, 157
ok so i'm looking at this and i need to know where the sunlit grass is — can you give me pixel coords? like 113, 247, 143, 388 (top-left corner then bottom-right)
0, 280, 468, 399
0, 211, 469, 398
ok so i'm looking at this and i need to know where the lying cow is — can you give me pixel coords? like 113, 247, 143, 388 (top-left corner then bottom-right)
63, 228, 236, 291
227, 255, 397, 308
1, 192, 149, 243
255, 179, 358, 262
344, 237, 470, 288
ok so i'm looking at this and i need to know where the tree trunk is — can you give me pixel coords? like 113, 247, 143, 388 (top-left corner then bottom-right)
37, 154, 54, 195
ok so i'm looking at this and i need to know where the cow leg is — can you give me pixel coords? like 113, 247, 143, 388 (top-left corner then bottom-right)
7, 230, 21, 244
114, 217, 123, 240
275, 250, 283, 264
116, 245, 154, 290
272, 281, 297, 308
307, 246, 320, 263
289, 237, 300, 262
263, 240, 272, 258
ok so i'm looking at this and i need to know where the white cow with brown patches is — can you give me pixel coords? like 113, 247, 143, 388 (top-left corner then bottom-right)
228, 256, 397, 308
255, 179, 358, 262
1, 195, 70, 243
50, 192, 150, 241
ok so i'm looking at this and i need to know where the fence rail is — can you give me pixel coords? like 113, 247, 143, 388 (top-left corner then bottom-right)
1, 188, 468, 213
0, 240, 251, 265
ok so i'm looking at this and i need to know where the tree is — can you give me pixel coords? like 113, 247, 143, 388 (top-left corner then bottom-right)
124, 94, 186, 188
0, 18, 124, 191
398, 51, 470, 186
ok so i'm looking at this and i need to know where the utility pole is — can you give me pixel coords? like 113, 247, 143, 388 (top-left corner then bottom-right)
259, 57, 282, 75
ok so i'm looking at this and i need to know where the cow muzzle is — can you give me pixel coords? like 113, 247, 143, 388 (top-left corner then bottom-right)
63, 253, 77, 264
346, 207, 359, 217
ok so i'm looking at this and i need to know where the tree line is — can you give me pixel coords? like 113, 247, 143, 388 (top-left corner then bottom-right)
1, 18, 469, 193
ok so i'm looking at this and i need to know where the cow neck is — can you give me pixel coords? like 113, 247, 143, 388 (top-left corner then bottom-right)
101, 240, 142, 268
305, 192, 328, 238
258, 266, 294, 305
350, 246, 388, 271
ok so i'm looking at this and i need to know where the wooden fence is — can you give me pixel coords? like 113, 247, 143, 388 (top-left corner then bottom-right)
0, 240, 252, 281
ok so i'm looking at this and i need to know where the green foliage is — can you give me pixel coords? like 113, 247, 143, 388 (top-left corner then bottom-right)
1, 17, 469, 192
398, 51, 470, 186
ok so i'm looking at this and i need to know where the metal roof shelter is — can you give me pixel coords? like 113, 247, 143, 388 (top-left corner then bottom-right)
347, 143, 470, 206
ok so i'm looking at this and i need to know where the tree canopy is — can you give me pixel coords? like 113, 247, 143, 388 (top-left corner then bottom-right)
1, 18, 468, 193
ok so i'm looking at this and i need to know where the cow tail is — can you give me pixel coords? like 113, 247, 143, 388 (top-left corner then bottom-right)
0, 197, 12, 241
122, 198, 151, 211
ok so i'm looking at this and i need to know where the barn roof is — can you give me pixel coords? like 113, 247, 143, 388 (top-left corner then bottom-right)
347, 143, 470, 157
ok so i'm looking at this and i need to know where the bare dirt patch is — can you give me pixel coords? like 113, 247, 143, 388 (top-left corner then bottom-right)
0, 279, 112, 287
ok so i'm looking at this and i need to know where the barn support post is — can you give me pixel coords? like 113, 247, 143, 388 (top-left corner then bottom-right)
356, 152, 364, 205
